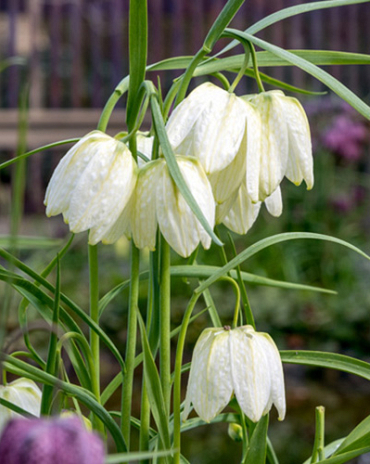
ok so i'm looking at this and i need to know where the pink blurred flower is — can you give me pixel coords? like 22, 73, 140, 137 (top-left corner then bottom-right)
323, 115, 367, 161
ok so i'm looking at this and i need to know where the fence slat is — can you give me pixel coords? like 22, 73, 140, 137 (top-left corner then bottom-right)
69, 0, 83, 107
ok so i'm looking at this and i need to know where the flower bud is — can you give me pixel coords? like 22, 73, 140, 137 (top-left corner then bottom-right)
0, 416, 105, 464
228, 423, 243, 442
0, 378, 41, 436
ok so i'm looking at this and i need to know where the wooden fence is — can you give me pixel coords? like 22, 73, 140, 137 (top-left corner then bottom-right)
0, 0, 369, 213
1, 0, 370, 110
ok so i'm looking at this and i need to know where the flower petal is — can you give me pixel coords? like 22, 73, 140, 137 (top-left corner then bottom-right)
229, 326, 272, 422
184, 328, 233, 423
167, 83, 248, 173
222, 182, 261, 235
131, 160, 163, 251
66, 141, 137, 235
257, 333, 286, 421
277, 95, 313, 190
44, 131, 104, 217
264, 186, 283, 217
156, 157, 215, 257
244, 92, 289, 202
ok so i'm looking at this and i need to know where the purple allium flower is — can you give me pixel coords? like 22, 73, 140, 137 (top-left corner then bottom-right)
323, 115, 367, 161
0, 416, 105, 464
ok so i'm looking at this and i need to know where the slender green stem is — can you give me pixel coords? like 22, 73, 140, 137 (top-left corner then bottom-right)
40, 256, 61, 415
0, 140, 79, 171
121, 243, 140, 449
228, 44, 250, 93
310, 406, 325, 463
228, 233, 255, 328
173, 293, 201, 464
139, 251, 155, 463
139, 379, 150, 464
248, 41, 265, 93
174, 48, 209, 107
160, 237, 171, 415
88, 243, 104, 433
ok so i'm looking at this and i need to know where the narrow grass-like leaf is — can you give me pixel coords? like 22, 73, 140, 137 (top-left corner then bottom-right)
226, 29, 370, 119
172, 265, 335, 294
148, 50, 370, 74
333, 415, 370, 455
203, 0, 245, 50
196, 232, 369, 294
280, 351, 370, 381
137, 309, 171, 455
216, 0, 370, 57
150, 94, 222, 247
0, 270, 124, 376
0, 139, 79, 171
248, 0, 370, 36
126, 0, 147, 129
0, 397, 37, 418
244, 414, 269, 464
106, 449, 175, 463
40, 256, 61, 415
3, 354, 126, 452
314, 447, 370, 464
0, 236, 63, 249
303, 439, 344, 464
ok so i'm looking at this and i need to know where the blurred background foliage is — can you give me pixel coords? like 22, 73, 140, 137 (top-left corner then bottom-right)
1, 1, 370, 463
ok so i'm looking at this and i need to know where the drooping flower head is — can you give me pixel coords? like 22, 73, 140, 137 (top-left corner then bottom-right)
243, 90, 313, 202
0, 416, 104, 464
184, 325, 286, 423
44, 130, 137, 245
0, 378, 42, 436
112, 155, 215, 258
166, 82, 261, 204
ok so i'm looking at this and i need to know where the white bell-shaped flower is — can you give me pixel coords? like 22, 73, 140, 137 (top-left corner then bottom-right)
184, 325, 286, 423
166, 82, 261, 203
243, 90, 313, 202
44, 131, 137, 245
0, 378, 42, 435
129, 156, 215, 258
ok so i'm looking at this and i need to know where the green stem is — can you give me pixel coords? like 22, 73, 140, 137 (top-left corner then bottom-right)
88, 243, 104, 433
139, 379, 150, 464
174, 48, 209, 107
160, 237, 171, 415
139, 251, 155, 463
310, 406, 325, 463
121, 243, 140, 449
228, 233, 255, 328
228, 43, 250, 93
173, 293, 201, 464
248, 41, 265, 93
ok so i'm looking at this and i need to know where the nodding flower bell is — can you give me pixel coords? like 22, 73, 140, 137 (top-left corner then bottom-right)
0, 416, 105, 464
217, 183, 282, 235
125, 155, 215, 258
166, 82, 261, 204
242, 90, 313, 203
44, 130, 137, 245
0, 378, 42, 436
184, 325, 286, 424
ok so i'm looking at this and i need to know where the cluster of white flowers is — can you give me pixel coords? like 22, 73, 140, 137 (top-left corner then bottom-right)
45, 82, 313, 257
